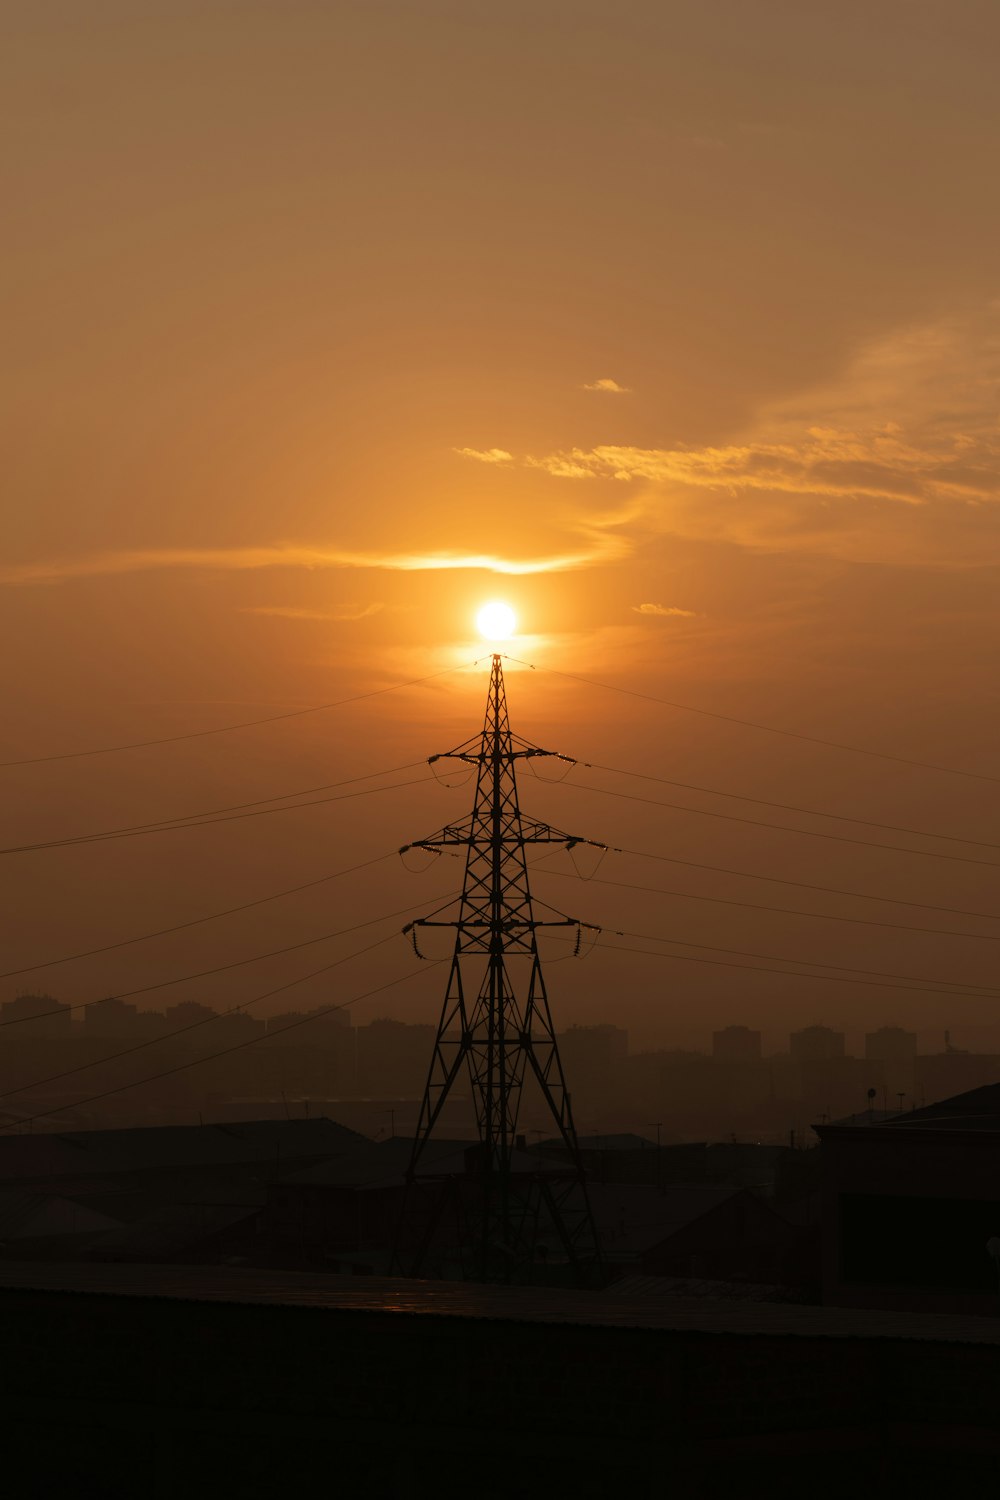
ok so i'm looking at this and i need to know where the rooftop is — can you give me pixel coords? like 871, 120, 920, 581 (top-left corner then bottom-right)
821, 1082, 1000, 1136
0, 1117, 366, 1182
1, 1262, 999, 1345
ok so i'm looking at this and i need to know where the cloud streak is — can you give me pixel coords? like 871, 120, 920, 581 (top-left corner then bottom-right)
633, 603, 696, 617
526, 311, 1000, 566
527, 426, 1000, 507
452, 447, 513, 464
241, 602, 385, 622
0, 533, 633, 588
582, 378, 629, 393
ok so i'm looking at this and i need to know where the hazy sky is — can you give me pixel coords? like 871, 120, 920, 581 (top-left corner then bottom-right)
2, 2, 999, 1067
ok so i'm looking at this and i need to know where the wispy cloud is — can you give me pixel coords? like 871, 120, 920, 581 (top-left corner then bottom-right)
582, 378, 629, 393
525, 454, 595, 479
517, 309, 1000, 566
524, 426, 1000, 506
0, 534, 632, 588
452, 447, 514, 464
242, 602, 385, 622
633, 603, 696, 617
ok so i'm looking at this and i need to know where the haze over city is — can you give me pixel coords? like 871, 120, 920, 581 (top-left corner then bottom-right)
4, 4, 999, 1078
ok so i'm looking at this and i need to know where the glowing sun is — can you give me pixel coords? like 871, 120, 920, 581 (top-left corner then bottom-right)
476, 601, 517, 641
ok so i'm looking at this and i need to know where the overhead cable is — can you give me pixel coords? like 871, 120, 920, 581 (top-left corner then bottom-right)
1, 774, 435, 856
535, 866, 1000, 944
557, 921, 999, 996
579, 759, 1000, 851
507, 658, 1000, 786
551, 778, 1000, 869
0, 890, 455, 1029
0, 660, 477, 768
571, 845, 1000, 924
0, 850, 400, 981
554, 931, 998, 1000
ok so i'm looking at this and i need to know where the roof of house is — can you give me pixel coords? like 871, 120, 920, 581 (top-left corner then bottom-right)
535, 1133, 656, 1153
1, 1263, 999, 1345
607, 1274, 799, 1303
887, 1082, 1000, 1130
585, 1183, 759, 1256
823, 1082, 1000, 1135
80, 1200, 260, 1261
0, 1117, 366, 1183
277, 1137, 583, 1191
0, 1189, 123, 1240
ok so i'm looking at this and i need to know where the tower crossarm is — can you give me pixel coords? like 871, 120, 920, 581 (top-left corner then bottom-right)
405, 916, 582, 932
429, 748, 575, 767
400, 824, 605, 853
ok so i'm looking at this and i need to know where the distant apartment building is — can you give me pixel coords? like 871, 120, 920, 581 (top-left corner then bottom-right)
790, 1026, 845, 1062
355, 1018, 436, 1099
558, 1024, 629, 1117
163, 1001, 218, 1029
83, 998, 140, 1038
712, 1026, 762, 1063
863, 1026, 917, 1062
267, 1006, 351, 1038
865, 1026, 917, 1061
0, 993, 72, 1037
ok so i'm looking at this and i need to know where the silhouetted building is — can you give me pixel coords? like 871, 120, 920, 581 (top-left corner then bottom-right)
355, 1019, 435, 1098
712, 1026, 762, 1062
0, 993, 71, 1037
557, 1023, 628, 1115
817, 1082, 1000, 1315
790, 1026, 845, 1062
592, 1181, 801, 1283
865, 1026, 917, 1061
83, 998, 140, 1037
0, 1116, 366, 1262
163, 1001, 218, 1028
267, 1006, 351, 1038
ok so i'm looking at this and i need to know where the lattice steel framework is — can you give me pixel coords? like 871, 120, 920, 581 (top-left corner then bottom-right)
392, 654, 604, 1284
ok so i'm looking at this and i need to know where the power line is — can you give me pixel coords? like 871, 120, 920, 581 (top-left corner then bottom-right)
0, 661, 478, 769
1, 774, 435, 856
0, 891, 455, 1030
513, 658, 1000, 786
557, 921, 1000, 997
579, 759, 1000, 851
0, 958, 440, 1133
0, 851, 400, 981
550, 777, 1000, 869
551, 844, 999, 925
0, 924, 407, 1101
561, 931, 1000, 1000
535, 865, 1000, 944
56, 759, 426, 835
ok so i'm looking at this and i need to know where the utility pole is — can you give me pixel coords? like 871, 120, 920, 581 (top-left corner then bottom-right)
392, 654, 604, 1285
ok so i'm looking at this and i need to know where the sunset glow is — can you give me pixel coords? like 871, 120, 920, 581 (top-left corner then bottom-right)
3, 2, 998, 1073
475, 602, 517, 641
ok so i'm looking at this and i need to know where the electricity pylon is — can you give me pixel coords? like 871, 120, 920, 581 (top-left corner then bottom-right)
392, 654, 604, 1284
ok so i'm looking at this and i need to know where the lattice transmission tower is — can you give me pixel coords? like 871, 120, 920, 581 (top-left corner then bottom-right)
392, 654, 604, 1285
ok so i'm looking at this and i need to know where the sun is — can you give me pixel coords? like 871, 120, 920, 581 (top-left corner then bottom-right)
476, 601, 517, 641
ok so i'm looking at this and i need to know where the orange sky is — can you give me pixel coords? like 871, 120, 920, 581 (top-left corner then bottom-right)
2, 2, 999, 1058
